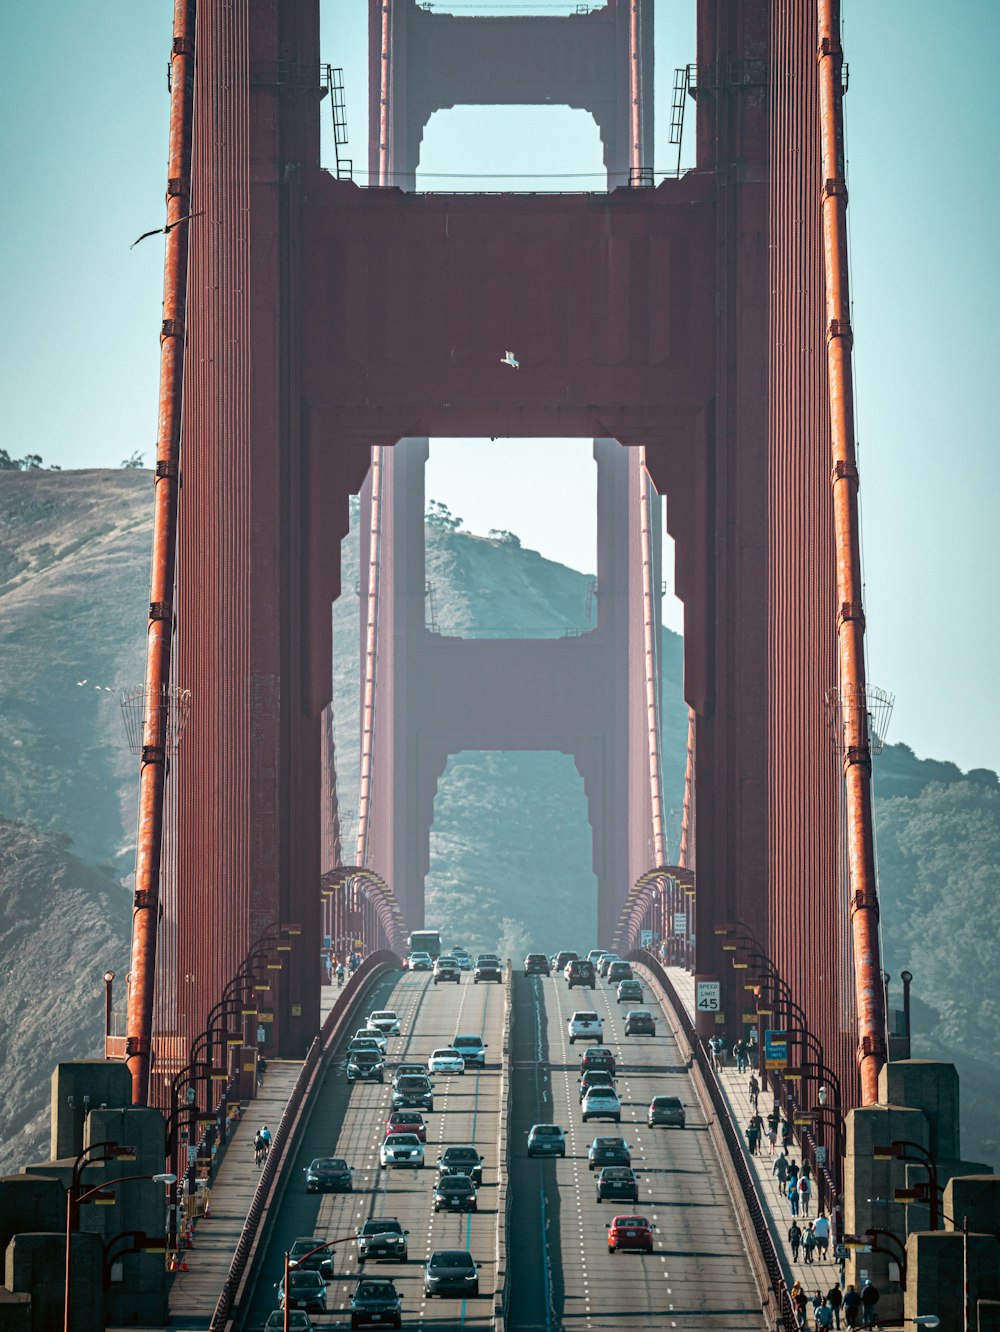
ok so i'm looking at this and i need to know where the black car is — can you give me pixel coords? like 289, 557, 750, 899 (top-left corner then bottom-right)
624, 1008, 656, 1036
436, 1145, 484, 1186
606, 961, 634, 984
356, 1219, 409, 1263
616, 978, 644, 1004
347, 1050, 385, 1083
647, 1095, 686, 1128
596, 1166, 640, 1204
288, 1236, 334, 1281
304, 1156, 353, 1193
350, 1277, 402, 1330
433, 1174, 478, 1213
578, 1069, 617, 1103
587, 1136, 632, 1171
391, 1075, 434, 1112
567, 959, 596, 989
579, 1046, 617, 1076
473, 957, 502, 983
524, 953, 551, 976
278, 1269, 328, 1314
424, 1250, 481, 1298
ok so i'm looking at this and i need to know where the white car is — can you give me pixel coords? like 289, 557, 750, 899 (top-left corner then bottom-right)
582, 1087, 622, 1123
427, 1048, 466, 1075
368, 1010, 401, 1035
408, 952, 433, 971
568, 1011, 604, 1044
379, 1133, 425, 1169
354, 1026, 388, 1053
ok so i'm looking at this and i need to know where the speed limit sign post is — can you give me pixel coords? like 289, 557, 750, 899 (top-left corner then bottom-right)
695, 977, 722, 1037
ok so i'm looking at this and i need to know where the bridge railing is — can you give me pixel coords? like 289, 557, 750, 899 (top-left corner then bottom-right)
207, 950, 402, 1330
631, 950, 799, 1332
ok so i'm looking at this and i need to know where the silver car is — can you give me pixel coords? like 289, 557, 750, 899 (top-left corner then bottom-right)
581, 1087, 622, 1123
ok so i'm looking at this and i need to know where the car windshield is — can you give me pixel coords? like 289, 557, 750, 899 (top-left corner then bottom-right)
432, 1049, 459, 1058
616, 1216, 649, 1227
313, 1157, 346, 1169
454, 1035, 482, 1047
439, 1178, 473, 1192
397, 1076, 429, 1088
371, 1012, 395, 1020
391, 1113, 421, 1124
362, 1220, 403, 1235
532, 1125, 561, 1136
387, 1134, 420, 1147
593, 1138, 623, 1148
653, 1097, 682, 1108
602, 1167, 633, 1179
357, 1282, 395, 1298
290, 1271, 323, 1287
290, 1239, 323, 1256
430, 1251, 474, 1269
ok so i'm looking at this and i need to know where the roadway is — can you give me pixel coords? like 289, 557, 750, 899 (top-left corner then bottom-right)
243, 969, 506, 1330
506, 966, 765, 1332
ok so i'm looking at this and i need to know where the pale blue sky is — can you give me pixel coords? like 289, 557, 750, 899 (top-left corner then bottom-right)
1, 2, 997, 775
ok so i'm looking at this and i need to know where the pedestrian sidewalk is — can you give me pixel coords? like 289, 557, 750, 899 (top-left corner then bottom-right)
663, 968, 845, 1320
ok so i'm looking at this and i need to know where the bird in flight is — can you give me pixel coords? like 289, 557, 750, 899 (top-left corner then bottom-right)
76, 680, 88, 687
131, 211, 204, 250
501, 350, 520, 370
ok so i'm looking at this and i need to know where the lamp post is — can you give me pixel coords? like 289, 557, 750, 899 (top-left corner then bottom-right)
102, 971, 116, 1043
873, 1140, 940, 1230
64, 1150, 175, 1332
281, 1235, 359, 1332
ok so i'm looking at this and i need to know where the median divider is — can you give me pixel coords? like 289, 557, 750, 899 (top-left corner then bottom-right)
630, 951, 796, 1332
209, 950, 403, 1331
494, 960, 514, 1332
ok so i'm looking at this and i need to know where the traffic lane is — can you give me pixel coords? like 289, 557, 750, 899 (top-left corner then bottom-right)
506, 974, 564, 1332
542, 969, 765, 1330
243, 970, 505, 1328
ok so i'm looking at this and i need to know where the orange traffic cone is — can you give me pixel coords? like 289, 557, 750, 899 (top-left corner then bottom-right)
179, 1256, 189, 1273
169, 1254, 179, 1273
203, 1196, 211, 1219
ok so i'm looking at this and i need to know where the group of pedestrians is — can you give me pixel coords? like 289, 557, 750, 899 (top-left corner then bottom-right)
787, 1214, 831, 1262
745, 1099, 792, 1159
790, 1279, 880, 1329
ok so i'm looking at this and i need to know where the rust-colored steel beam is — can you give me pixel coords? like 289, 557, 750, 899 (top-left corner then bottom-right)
817, 0, 886, 1102
124, 0, 197, 1106
629, 0, 643, 176
679, 707, 695, 869
639, 450, 667, 872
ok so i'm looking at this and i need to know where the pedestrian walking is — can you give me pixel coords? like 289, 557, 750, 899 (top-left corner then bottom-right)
790, 1281, 808, 1330
842, 1284, 861, 1328
802, 1223, 817, 1264
798, 1173, 812, 1216
860, 1280, 879, 1327
768, 1104, 781, 1135
746, 1117, 761, 1155
812, 1290, 824, 1322
826, 1284, 843, 1330
815, 1297, 834, 1329
814, 1213, 831, 1258
782, 1117, 794, 1151
787, 1176, 800, 1215
788, 1159, 800, 1188
766, 1121, 778, 1154
802, 1159, 813, 1181
788, 1221, 803, 1261
749, 1074, 760, 1109
773, 1152, 789, 1186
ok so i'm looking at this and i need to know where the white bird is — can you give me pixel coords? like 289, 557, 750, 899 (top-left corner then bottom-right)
76, 680, 88, 686
501, 350, 520, 370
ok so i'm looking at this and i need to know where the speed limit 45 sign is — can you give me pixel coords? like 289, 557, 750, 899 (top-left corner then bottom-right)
696, 981, 721, 1011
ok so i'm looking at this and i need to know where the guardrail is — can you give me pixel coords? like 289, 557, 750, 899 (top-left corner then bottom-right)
208, 950, 402, 1330
494, 961, 514, 1332
630, 951, 798, 1332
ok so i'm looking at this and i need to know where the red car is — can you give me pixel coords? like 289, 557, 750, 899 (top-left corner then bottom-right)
383, 1111, 427, 1142
606, 1214, 655, 1255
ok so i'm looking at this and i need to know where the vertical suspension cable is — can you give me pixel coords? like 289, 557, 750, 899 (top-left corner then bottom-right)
817, 0, 886, 1102
355, 447, 383, 868
125, 0, 197, 1107
639, 451, 667, 878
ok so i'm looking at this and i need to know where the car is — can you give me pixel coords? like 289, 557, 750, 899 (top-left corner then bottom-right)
523, 952, 551, 976
384, 1111, 427, 1142
424, 1249, 480, 1298
379, 1132, 425, 1169
353, 1027, 388, 1053
578, 1069, 617, 1102
586, 949, 605, 965
356, 1218, 409, 1264
580, 1046, 617, 1076
647, 1095, 686, 1128
350, 1277, 402, 1329
567, 959, 596, 989
452, 1034, 487, 1069
587, 1136, 631, 1171
451, 947, 473, 971
526, 1124, 566, 1157
427, 1048, 466, 1075
616, 978, 644, 1004
278, 1268, 328, 1313
624, 1008, 656, 1036
391, 1075, 434, 1112
436, 1145, 485, 1186
582, 1087, 622, 1123
597, 953, 621, 977
392, 1064, 428, 1087
288, 1236, 334, 1281
347, 1050, 385, 1083
304, 1156, 353, 1193
553, 950, 579, 972
433, 1173, 478, 1212
368, 1010, 401, 1035
606, 1213, 655, 1255
264, 1312, 313, 1331
433, 957, 461, 984
606, 960, 634, 984
473, 956, 503, 983
408, 951, 433, 971
595, 1165, 639, 1203
568, 1011, 604, 1044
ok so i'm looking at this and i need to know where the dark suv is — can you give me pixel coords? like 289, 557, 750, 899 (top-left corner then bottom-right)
566, 959, 596, 989
647, 1095, 686, 1128
351, 1278, 402, 1329
524, 953, 551, 976
392, 1075, 434, 1112
624, 1008, 656, 1037
437, 1145, 484, 1186
356, 1218, 409, 1263
473, 956, 502, 983
347, 1050, 385, 1083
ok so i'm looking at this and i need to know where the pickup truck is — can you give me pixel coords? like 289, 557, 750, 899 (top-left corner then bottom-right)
568, 1011, 604, 1044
